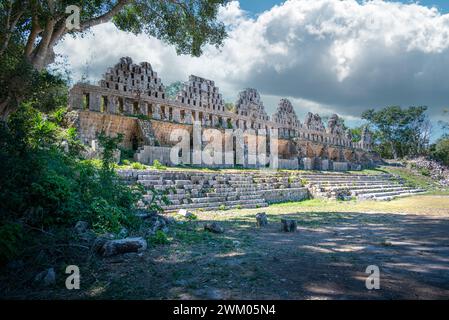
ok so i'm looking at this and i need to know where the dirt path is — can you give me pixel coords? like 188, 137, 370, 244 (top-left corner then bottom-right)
82, 209, 449, 299
3, 198, 449, 300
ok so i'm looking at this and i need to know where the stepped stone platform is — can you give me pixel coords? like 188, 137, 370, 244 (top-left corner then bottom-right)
118, 169, 427, 212
118, 169, 309, 212
303, 172, 426, 201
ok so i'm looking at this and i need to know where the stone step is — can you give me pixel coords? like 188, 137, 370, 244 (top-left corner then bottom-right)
301, 176, 391, 181
371, 190, 427, 201
310, 179, 393, 185
318, 183, 400, 192
352, 186, 413, 196
358, 188, 425, 200
162, 199, 268, 212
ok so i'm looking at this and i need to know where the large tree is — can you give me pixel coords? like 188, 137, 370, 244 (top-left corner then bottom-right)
0, 0, 228, 118
362, 106, 430, 159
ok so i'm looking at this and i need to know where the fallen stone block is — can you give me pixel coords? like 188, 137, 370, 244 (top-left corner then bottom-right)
100, 237, 147, 257
256, 212, 268, 227
204, 222, 224, 234
281, 219, 297, 232
178, 209, 195, 219
34, 267, 56, 287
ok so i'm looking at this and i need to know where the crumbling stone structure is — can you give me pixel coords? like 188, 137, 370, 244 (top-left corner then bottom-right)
68, 57, 379, 170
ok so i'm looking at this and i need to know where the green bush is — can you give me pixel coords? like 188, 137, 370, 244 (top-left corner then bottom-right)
418, 167, 431, 177
147, 230, 169, 245
152, 159, 166, 170
431, 137, 449, 166
0, 105, 144, 236
0, 222, 23, 263
131, 162, 146, 170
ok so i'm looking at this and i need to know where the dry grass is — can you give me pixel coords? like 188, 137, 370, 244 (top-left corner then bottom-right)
186, 194, 449, 220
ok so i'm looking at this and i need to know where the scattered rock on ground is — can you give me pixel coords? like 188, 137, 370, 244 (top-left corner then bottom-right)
406, 157, 449, 187
178, 209, 195, 219
93, 233, 115, 252
281, 219, 297, 232
204, 222, 225, 234
147, 215, 169, 235
118, 227, 129, 238
74, 221, 89, 234
256, 212, 268, 227
100, 237, 147, 257
34, 268, 56, 287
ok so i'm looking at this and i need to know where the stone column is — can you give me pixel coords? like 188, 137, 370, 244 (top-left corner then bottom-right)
68, 90, 83, 110
108, 96, 117, 114
184, 110, 192, 124
89, 93, 101, 112
173, 108, 181, 123
153, 104, 161, 120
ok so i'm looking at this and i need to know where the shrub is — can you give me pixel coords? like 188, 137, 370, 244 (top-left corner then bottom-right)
431, 137, 449, 166
0, 107, 145, 235
131, 162, 146, 170
152, 159, 166, 170
147, 230, 169, 245
0, 222, 23, 264
418, 167, 431, 177
218, 204, 226, 211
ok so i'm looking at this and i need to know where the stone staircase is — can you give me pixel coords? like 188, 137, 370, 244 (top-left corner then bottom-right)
118, 170, 309, 212
303, 172, 427, 201
118, 169, 428, 212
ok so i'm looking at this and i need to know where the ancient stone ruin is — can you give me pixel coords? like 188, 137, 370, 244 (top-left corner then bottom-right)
68, 57, 380, 170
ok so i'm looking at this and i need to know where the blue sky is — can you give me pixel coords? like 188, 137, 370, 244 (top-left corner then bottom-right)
240, 0, 449, 14
57, 0, 449, 141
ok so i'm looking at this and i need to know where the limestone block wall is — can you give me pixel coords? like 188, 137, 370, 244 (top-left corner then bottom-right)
149, 120, 193, 147
68, 57, 379, 169
77, 111, 140, 149
260, 188, 309, 204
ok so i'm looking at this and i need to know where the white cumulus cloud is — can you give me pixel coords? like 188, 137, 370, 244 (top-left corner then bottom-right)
55, 0, 449, 130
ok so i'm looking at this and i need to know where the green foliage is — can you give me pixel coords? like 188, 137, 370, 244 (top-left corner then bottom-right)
362, 106, 430, 159
0, 222, 23, 263
186, 213, 198, 221
430, 137, 449, 166
349, 126, 363, 142
0, 55, 68, 118
147, 230, 170, 246
152, 159, 166, 170
145, 187, 171, 213
218, 204, 226, 211
113, 0, 228, 57
0, 105, 144, 239
225, 102, 235, 113
165, 81, 184, 99
131, 162, 146, 170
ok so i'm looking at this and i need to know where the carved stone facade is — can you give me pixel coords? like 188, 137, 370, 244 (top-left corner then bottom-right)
68, 57, 379, 170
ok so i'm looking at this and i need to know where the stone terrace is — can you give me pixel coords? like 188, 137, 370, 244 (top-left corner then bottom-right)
118, 170, 428, 212
304, 172, 426, 201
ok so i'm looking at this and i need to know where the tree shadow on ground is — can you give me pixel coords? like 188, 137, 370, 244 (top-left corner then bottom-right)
2, 211, 449, 299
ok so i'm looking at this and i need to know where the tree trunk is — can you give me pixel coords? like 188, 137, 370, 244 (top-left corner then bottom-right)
0, 97, 17, 121
390, 141, 398, 159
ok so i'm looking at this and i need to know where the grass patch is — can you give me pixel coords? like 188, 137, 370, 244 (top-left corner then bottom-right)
381, 166, 438, 189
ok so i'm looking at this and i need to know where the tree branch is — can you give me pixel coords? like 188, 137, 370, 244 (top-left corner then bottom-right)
25, 13, 43, 58
0, 2, 24, 57
80, 0, 132, 31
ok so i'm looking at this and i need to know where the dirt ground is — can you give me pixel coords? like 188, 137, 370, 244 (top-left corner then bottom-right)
2, 195, 449, 300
